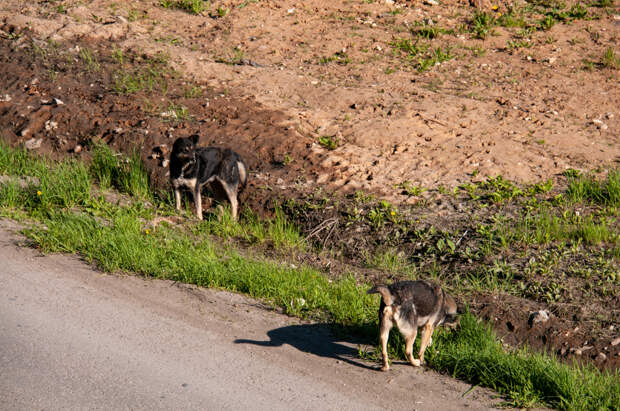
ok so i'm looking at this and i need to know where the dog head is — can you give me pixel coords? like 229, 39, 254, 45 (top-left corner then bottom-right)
442, 292, 459, 329
171, 134, 199, 161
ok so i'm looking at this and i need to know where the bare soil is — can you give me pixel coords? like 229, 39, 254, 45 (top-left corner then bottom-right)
1, 0, 619, 370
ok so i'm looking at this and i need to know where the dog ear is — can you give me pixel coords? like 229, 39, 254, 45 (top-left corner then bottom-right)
190, 134, 199, 145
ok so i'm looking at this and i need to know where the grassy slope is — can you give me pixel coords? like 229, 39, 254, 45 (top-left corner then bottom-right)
1, 142, 619, 409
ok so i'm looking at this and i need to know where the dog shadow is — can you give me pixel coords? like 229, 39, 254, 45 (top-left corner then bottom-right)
234, 323, 379, 371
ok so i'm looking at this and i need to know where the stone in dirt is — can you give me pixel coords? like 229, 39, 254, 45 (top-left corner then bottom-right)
528, 310, 550, 327
24, 138, 42, 150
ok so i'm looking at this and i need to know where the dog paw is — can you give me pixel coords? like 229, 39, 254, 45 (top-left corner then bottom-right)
410, 358, 421, 367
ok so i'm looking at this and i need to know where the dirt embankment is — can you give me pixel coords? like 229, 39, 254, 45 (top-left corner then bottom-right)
1, 0, 619, 370
1, 0, 618, 201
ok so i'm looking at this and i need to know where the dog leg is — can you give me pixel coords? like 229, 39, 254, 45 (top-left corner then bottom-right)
216, 178, 239, 221
379, 307, 394, 371
174, 188, 182, 211
404, 328, 421, 367
417, 323, 435, 364
194, 188, 203, 220
229, 194, 239, 221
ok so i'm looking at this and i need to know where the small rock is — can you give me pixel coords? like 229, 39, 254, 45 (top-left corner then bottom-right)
424, 0, 439, 5
24, 138, 42, 150
53, 98, 64, 106
116, 16, 128, 24
44, 120, 58, 131
528, 310, 550, 327
611, 337, 620, 346
73, 144, 82, 154
160, 110, 177, 119
592, 119, 608, 130
547, 56, 557, 64
595, 352, 607, 362
605, 112, 614, 119
0, 94, 11, 102
161, 159, 170, 168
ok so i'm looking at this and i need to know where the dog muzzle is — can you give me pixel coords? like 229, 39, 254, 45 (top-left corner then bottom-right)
443, 314, 459, 329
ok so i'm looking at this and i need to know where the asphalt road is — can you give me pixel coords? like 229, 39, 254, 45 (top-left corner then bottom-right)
0, 220, 499, 410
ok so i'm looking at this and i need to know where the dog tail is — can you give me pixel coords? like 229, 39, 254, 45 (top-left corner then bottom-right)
367, 285, 394, 306
237, 159, 248, 191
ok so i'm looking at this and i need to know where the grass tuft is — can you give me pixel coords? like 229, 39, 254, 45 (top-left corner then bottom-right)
566, 168, 620, 206
90, 142, 151, 199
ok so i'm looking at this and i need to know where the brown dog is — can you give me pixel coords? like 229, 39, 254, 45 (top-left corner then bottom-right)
367, 280, 458, 371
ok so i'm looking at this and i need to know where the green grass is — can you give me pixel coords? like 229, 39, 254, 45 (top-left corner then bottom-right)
90, 142, 151, 199
512, 208, 619, 245
566, 168, 620, 206
112, 53, 173, 95
468, 3, 593, 42
368, 312, 620, 408
25, 209, 368, 323
318, 135, 338, 150
363, 247, 414, 275
416, 47, 454, 72
1, 141, 619, 410
389, 38, 453, 72
160, 0, 207, 14
426, 314, 620, 409
79, 47, 100, 72
471, 11, 496, 39
390, 38, 429, 59
602, 47, 619, 69
198, 205, 306, 251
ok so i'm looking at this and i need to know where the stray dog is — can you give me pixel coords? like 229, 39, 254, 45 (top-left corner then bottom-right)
169, 134, 247, 220
367, 280, 458, 371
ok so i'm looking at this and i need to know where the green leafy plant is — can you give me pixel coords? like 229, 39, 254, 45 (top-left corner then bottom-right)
318, 136, 338, 150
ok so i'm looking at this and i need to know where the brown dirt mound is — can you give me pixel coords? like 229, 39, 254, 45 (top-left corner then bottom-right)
2, 0, 618, 202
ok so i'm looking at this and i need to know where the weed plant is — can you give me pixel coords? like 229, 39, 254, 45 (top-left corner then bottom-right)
160, 0, 206, 14
566, 168, 620, 206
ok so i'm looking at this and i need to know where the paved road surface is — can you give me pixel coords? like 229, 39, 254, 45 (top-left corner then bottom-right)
0, 220, 499, 410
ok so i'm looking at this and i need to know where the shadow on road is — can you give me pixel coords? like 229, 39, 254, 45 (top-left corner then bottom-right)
235, 323, 379, 371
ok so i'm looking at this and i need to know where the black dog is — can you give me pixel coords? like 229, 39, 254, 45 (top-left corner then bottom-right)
169, 135, 247, 220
